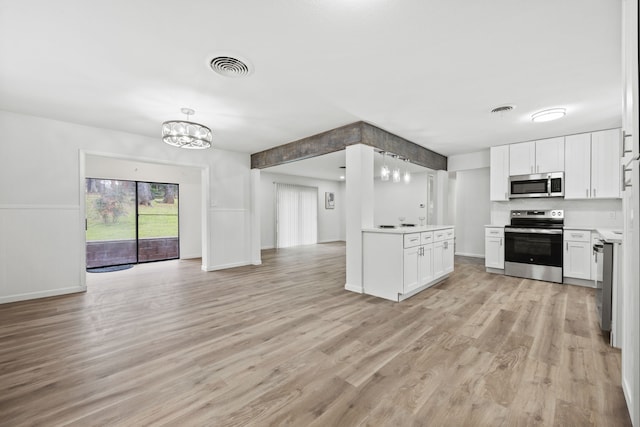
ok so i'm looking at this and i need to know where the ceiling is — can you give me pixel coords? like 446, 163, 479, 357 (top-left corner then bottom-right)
0, 0, 622, 157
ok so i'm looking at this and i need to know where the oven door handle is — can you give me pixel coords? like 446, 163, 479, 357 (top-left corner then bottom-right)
505, 228, 563, 235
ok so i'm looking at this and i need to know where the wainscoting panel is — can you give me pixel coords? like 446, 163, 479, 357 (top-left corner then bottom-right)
0, 205, 85, 303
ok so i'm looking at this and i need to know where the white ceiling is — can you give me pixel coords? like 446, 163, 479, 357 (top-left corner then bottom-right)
0, 0, 622, 157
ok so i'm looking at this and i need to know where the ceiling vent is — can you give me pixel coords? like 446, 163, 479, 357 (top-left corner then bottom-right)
491, 105, 516, 114
209, 55, 253, 77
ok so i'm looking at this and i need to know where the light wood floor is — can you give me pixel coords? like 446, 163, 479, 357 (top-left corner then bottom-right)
0, 242, 631, 426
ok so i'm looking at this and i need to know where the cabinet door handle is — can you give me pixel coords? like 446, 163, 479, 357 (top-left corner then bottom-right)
593, 188, 596, 198
586, 188, 589, 198
531, 165, 533, 173
623, 131, 633, 155
500, 238, 502, 247
623, 164, 633, 190
504, 192, 507, 200
566, 242, 568, 251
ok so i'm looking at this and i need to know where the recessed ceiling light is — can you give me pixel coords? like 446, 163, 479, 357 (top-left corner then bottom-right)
339, 175, 345, 180
531, 108, 566, 122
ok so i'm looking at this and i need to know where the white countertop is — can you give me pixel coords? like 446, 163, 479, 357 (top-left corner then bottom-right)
362, 225, 454, 234
485, 224, 505, 227
596, 228, 623, 244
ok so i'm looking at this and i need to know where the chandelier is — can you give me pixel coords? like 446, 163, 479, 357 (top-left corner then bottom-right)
162, 108, 212, 149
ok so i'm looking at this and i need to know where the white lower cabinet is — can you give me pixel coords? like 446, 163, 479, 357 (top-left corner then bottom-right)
443, 240, 454, 274
563, 229, 592, 280
403, 243, 435, 294
485, 227, 505, 270
420, 244, 435, 285
362, 227, 454, 302
403, 245, 420, 293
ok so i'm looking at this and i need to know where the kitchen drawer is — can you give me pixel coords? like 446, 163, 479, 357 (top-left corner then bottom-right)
434, 228, 453, 242
420, 232, 433, 245
485, 227, 504, 238
564, 230, 591, 242
404, 233, 421, 248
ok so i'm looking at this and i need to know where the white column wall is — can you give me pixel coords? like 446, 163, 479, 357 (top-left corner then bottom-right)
345, 144, 374, 293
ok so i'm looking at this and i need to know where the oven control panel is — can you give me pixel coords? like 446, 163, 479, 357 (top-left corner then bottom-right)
510, 209, 564, 219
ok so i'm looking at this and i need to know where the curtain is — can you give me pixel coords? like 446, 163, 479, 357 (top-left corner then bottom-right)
275, 183, 318, 248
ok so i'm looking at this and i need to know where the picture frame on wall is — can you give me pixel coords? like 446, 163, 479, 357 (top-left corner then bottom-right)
325, 192, 335, 209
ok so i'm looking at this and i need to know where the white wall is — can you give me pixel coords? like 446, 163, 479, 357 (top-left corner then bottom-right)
259, 172, 345, 249
85, 156, 202, 259
0, 110, 252, 303
454, 168, 491, 257
374, 172, 430, 226
448, 149, 490, 172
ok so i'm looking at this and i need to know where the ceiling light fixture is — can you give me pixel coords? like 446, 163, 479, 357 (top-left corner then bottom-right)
531, 108, 566, 123
162, 108, 212, 149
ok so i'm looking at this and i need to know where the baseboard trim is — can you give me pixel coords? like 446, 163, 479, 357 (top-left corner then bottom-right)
0, 286, 86, 305
455, 252, 484, 258
180, 254, 201, 260
622, 376, 636, 426
261, 245, 275, 250
486, 267, 504, 275
344, 283, 363, 294
201, 261, 250, 272
563, 277, 596, 288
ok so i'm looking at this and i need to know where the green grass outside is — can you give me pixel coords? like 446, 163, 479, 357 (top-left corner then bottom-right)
86, 193, 179, 241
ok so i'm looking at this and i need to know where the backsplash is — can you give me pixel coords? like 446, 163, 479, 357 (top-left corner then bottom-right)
491, 198, 623, 228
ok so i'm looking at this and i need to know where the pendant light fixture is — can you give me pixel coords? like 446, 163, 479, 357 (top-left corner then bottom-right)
403, 158, 411, 183
162, 108, 213, 149
380, 151, 390, 181
392, 155, 401, 183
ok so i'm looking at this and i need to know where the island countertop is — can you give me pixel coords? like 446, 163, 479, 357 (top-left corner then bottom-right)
362, 225, 454, 234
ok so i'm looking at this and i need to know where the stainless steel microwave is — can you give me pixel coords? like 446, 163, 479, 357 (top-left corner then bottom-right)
509, 172, 564, 198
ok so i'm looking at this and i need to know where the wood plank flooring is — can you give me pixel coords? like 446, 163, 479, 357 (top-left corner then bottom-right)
0, 243, 632, 426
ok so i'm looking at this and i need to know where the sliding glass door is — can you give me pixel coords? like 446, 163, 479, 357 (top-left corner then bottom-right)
85, 179, 179, 268
137, 182, 179, 262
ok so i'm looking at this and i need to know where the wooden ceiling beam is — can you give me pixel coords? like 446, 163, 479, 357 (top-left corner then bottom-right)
250, 121, 447, 170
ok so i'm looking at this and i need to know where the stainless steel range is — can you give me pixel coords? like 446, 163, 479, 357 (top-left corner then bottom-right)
504, 209, 564, 283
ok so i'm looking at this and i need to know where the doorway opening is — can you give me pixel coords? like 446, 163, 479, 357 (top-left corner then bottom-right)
85, 178, 179, 269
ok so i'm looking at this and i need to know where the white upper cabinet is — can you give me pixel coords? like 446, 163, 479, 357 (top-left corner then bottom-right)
565, 133, 592, 199
509, 138, 564, 176
509, 141, 535, 175
591, 129, 621, 199
535, 137, 565, 173
490, 145, 509, 201
565, 129, 621, 200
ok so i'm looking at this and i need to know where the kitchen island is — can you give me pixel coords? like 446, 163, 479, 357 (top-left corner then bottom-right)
362, 226, 455, 302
